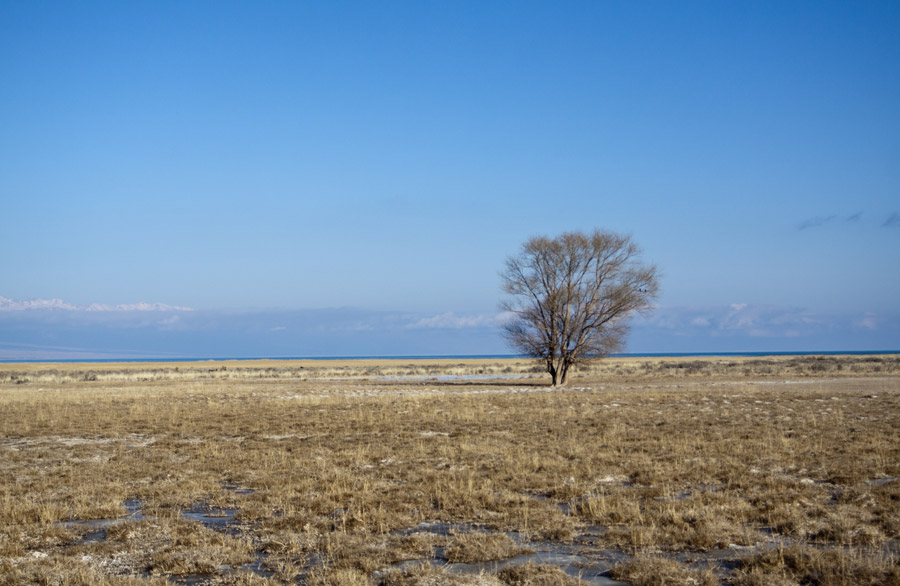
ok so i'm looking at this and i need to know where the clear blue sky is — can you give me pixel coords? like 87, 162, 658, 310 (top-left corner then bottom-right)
2, 1, 898, 358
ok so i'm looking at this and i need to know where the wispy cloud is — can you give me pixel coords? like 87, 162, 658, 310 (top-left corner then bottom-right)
854, 313, 879, 330
87, 302, 194, 312
407, 312, 503, 329
797, 212, 868, 231
627, 303, 900, 353
0, 296, 80, 311
797, 211, 900, 231
0, 296, 193, 312
634, 303, 894, 339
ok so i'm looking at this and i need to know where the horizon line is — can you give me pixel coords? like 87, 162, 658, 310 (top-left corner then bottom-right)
2, 349, 899, 365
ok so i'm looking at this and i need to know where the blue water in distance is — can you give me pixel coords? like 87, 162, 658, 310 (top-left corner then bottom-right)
2, 350, 897, 364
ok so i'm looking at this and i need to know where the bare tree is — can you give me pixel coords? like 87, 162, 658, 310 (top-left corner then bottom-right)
501, 229, 659, 386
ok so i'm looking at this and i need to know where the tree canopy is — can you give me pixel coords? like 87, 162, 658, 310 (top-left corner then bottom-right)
501, 229, 659, 386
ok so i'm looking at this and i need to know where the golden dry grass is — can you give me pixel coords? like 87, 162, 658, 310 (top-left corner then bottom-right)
1, 355, 898, 585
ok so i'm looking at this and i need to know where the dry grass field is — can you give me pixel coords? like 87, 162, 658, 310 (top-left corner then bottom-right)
1, 355, 898, 585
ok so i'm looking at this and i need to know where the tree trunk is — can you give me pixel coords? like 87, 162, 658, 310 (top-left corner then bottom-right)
548, 359, 569, 386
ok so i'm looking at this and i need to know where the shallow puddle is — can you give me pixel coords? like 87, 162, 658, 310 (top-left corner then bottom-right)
60, 499, 145, 543
447, 551, 628, 585
57, 501, 808, 585
390, 551, 628, 585
180, 506, 238, 529
60, 500, 241, 546
867, 476, 899, 486
390, 521, 630, 585
239, 555, 276, 578
397, 520, 483, 536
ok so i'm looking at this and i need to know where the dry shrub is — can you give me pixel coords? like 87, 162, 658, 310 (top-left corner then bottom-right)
851, 480, 900, 539
104, 518, 255, 577
496, 562, 585, 585
609, 555, 719, 586
444, 531, 531, 563
258, 529, 318, 555
576, 491, 642, 525
319, 532, 392, 573
379, 562, 504, 585
731, 545, 900, 586
0, 523, 73, 556
259, 554, 304, 583
647, 502, 756, 550
307, 566, 374, 586
0, 557, 171, 586
318, 532, 440, 574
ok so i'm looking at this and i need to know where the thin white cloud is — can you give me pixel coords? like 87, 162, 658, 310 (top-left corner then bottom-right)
638, 303, 888, 339
0, 296, 79, 311
407, 311, 503, 330
88, 302, 194, 312
0, 296, 193, 312
158, 315, 181, 326
854, 313, 878, 330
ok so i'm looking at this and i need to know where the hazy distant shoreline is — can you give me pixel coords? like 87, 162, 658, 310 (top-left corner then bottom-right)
2, 349, 898, 364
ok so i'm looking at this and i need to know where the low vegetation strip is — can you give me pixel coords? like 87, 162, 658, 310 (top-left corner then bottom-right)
1, 356, 898, 585
2, 354, 898, 385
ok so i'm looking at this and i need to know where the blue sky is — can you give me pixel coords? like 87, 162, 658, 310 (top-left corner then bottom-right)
1, 1, 898, 359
